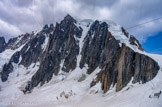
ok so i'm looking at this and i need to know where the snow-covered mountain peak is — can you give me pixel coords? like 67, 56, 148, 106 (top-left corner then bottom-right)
74, 16, 144, 53
0, 14, 161, 107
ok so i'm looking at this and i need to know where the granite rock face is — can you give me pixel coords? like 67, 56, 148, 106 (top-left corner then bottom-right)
0, 32, 34, 54
29, 15, 159, 92
0, 15, 160, 93
5, 33, 34, 50
121, 27, 144, 51
1, 25, 54, 82
80, 21, 120, 74
90, 44, 159, 92
0, 37, 6, 53
1, 62, 14, 82
30, 15, 82, 89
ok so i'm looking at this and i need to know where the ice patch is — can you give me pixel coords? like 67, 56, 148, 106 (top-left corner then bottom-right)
42, 34, 49, 52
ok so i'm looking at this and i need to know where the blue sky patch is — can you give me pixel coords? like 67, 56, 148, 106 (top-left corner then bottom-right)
142, 32, 162, 54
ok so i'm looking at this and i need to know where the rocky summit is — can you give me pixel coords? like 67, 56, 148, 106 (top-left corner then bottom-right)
0, 37, 6, 53
0, 14, 160, 94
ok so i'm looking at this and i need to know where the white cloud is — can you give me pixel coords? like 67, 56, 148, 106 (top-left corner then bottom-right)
0, 0, 162, 42
0, 19, 22, 38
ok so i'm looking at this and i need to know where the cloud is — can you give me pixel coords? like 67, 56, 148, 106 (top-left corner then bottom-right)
0, 0, 162, 42
107, 0, 162, 41
0, 19, 22, 39
0, 0, 41, 39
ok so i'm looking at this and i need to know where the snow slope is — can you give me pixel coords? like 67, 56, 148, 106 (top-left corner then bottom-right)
0, 44, 25, 73
0, 53, 161, 107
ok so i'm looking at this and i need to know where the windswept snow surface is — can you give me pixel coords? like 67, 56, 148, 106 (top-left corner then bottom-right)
0, 62, 40, 106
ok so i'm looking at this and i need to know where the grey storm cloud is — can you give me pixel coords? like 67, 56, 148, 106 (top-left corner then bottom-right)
0, 0, 162, 42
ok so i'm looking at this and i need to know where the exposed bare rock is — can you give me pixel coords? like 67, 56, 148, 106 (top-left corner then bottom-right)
80, 21, 120, 74
129, 35, 144, 51
121, 27, 144, 51
0, 37, 6, 53
1, 62, 14, 82
29, 14, 82, 89
5, 33, 34, 50
1, 25, 54, 81
91, 44, 159, 93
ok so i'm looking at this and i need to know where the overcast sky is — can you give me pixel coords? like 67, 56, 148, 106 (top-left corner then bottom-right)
0, 0, 162, 42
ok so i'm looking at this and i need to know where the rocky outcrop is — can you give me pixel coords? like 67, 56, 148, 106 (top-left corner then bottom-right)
0, 32, 34, 53
19, 31, 46, 67
5, 33, 34, 50
29, 14, 82, 89
121, 27, 144, 51
0, 37, 6, 53
1, 62, 14, 82
1, 51, 21, 81
80, 21, 120, 74
90, 44, 159, 93
1, 25, 54, 81
28, 15, 159, 92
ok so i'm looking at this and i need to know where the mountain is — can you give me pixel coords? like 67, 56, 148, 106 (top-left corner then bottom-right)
0, 14, 161, 107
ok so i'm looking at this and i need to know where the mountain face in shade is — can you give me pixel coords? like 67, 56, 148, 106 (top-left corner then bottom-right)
0, 14, 160, 93
0, 37, 6, 53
